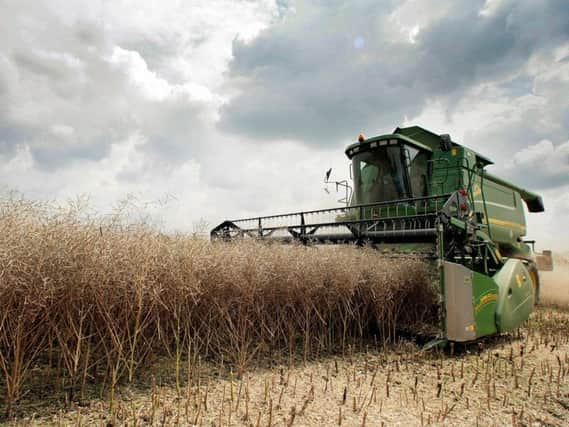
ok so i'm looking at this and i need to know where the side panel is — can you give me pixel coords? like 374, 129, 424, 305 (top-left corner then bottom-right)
444, 262, 476, 342
493, 259, 534, 332
472, 272, 499, 338
470, 174, 527, 247
429, 149, 461, 196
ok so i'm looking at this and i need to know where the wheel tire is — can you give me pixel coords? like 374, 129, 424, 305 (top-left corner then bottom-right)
528, 263, 540, 306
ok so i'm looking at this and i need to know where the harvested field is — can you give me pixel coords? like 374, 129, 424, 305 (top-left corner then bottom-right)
9, 305, 569, 426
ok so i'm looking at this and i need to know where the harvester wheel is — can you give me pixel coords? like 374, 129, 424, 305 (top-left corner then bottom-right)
528, 263, 540, 306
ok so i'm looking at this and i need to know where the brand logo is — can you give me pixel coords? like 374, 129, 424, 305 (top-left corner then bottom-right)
474, 292, 498, 314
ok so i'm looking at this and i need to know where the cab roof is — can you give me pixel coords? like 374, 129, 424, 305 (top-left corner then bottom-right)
344, 132, 431, 159
345, 125, 544, 212
345, 125, 493, 166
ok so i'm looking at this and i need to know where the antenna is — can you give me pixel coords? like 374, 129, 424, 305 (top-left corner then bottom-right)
323, 167, 352, 206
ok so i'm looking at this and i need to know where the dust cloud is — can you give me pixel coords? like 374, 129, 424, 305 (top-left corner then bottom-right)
540, 254, 569, 305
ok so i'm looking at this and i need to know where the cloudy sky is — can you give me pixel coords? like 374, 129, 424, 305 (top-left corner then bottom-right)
1, 0, 568, 249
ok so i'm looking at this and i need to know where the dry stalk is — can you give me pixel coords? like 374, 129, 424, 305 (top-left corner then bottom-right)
0, 196, 436, 417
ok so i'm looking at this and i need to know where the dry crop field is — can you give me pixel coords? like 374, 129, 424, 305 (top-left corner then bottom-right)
1, 197, 569, 426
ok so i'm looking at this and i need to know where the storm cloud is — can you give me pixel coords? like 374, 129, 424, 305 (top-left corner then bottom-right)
219, 0, 569, 148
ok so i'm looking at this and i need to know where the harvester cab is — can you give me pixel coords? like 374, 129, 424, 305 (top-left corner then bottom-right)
211, 126, 553, 345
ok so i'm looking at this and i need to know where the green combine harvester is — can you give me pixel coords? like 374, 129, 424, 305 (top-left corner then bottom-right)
211, 126, 553, 345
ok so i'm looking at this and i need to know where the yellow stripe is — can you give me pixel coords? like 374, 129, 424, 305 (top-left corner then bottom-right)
488, 217, 526, 232
495, 248, 502, 261
472, 184, 482, 198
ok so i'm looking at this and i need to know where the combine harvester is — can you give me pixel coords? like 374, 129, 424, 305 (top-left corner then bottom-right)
212, 126, 553, 346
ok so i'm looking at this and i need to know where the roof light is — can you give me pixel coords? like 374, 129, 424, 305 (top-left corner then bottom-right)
358, 133, 366, 142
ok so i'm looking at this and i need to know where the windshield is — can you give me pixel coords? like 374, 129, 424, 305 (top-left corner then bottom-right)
352, 145, 429, 204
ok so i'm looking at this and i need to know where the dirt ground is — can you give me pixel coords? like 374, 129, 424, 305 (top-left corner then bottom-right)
5, 259, 569, 427
5, 306, 568, 426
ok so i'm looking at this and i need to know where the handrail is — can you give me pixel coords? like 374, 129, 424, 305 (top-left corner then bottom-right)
230, 194, 452, 223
